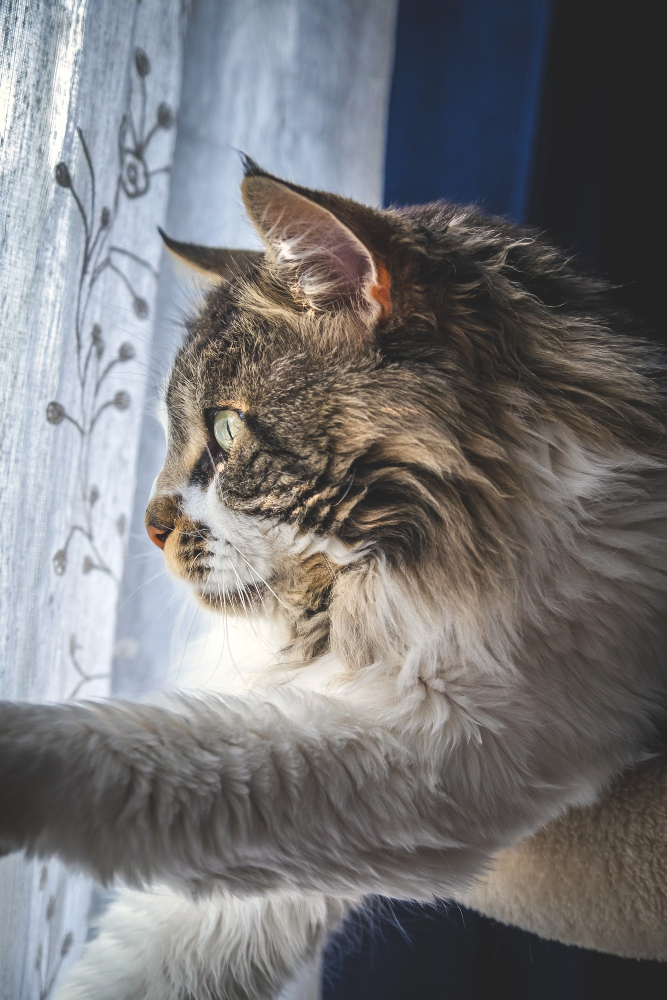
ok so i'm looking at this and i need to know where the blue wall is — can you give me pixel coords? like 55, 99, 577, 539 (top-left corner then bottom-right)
384, 0, 550, 220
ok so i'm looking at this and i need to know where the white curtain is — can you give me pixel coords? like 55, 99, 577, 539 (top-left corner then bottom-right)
0, 1, 186, 995
1, 1, 397, 996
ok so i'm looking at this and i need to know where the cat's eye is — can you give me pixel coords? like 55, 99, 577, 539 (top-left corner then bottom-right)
213, 409, 243, 453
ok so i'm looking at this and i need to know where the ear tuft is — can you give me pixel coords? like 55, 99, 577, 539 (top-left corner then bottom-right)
238, 152, 263, 178
241, 175, 391, 322
158, 228, 261, 282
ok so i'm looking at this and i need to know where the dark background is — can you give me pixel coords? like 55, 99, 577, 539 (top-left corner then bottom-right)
323, 1, 666, 997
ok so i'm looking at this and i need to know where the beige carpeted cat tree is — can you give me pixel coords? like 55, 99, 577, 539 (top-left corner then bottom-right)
455, 755, 667, 960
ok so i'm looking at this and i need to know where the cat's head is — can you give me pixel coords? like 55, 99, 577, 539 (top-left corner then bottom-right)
145, 161, 662, 664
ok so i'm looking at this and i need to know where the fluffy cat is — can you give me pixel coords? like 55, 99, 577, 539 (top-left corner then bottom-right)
1, 160, 666, 1000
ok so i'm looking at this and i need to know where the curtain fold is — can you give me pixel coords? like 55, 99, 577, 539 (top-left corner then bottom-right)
0, 2, 186, 995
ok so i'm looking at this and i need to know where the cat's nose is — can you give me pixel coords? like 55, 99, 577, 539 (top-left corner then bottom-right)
145, 494, 180, 549
146, 523, 173, 549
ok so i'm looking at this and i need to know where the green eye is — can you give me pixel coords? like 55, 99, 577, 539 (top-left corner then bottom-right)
213, 409, 243, 452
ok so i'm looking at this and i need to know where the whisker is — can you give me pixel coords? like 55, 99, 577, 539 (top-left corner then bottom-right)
118, 567, 170, 610
173, 590, 203, 686
224, 538, 290, 610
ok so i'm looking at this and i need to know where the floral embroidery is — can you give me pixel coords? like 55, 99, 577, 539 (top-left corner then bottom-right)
36, 46, 174, 998
47, 48, 172, 705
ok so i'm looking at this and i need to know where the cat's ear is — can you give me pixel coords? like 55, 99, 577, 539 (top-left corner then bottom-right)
158, 229, 262, 283
241, 169, 391, 322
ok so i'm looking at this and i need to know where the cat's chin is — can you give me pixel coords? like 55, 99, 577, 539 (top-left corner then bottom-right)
194, 581, 269, 615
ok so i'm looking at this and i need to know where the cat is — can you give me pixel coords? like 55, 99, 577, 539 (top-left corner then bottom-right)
1, 158, 667, 1000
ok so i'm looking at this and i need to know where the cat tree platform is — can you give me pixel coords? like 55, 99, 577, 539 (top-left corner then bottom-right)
457, 754, 667, 960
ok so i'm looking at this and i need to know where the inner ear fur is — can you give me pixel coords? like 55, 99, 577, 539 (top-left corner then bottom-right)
240, 172, 391, 321
158, 228, 262, 282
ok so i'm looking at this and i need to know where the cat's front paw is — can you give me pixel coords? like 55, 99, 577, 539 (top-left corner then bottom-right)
0, 702, 29, 851
0, 700, 57, 855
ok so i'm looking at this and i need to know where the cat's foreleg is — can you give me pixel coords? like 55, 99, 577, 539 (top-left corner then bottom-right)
53, 886, 350, 1000
0, 692, 536, 898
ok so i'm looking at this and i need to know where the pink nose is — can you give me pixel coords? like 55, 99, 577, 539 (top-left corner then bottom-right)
146, 524, 172, 549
